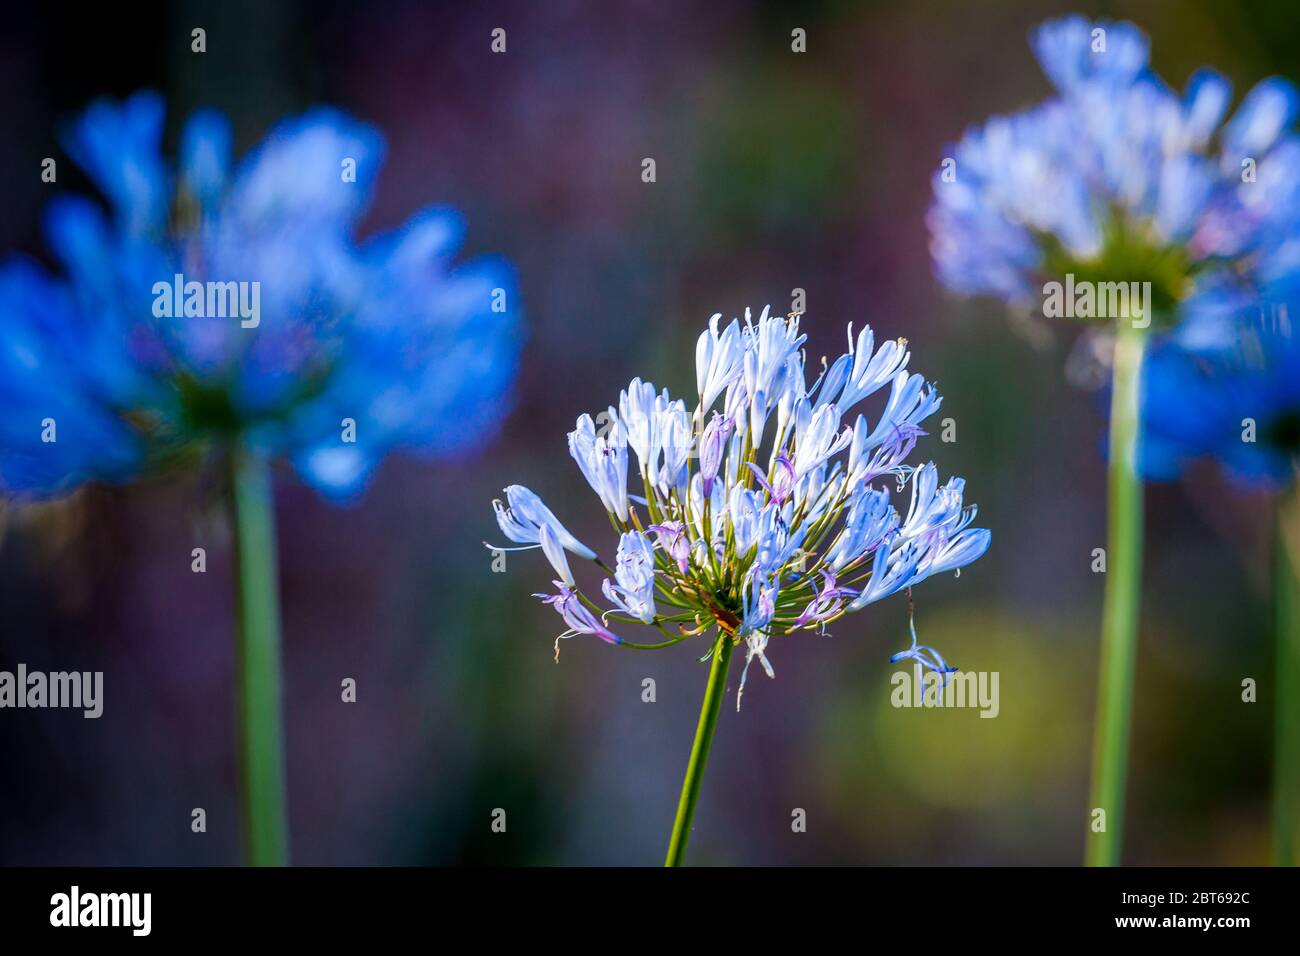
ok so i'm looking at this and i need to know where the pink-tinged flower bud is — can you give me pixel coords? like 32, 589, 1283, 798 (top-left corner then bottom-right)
747, 453, 796, 505
699, 411, 733, 497
649, 520, 691, 573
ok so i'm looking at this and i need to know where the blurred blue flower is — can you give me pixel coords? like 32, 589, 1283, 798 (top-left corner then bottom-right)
1142, 302, 1300, 487
0, 91, 521, 499
928, 15, 1300, 324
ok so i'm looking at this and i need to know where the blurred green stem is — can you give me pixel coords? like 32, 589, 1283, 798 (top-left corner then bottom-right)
1274, 491, 1299, 866
665, 630, 734, 867
231, 447, 290, 867
1086, 323, 1147, 867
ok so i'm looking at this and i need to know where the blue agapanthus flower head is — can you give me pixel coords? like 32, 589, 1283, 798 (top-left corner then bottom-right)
928, 15, 1300, 325
489, 307, 991, 708
0, 91, 521, 499
1142, 301, 1300, 488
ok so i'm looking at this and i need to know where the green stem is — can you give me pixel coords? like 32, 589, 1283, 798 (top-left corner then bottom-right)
230, 448, 290, 867
1273, 491, 1299, 866
1086, 324, 1147, 867
664, 631, 735, 866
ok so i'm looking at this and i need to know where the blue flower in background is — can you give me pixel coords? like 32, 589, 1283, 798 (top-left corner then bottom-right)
0, 90, 521, 499
1142, 302, 1300, 487
928, 15, 1300, 325
0, 90, 524, 867
927, 16, 1300, 869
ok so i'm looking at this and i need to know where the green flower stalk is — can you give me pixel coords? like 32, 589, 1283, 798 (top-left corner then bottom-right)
1275, 492, 1300, 866
230, 448, 290, 867
1086, 322, 1147, 867
665, 630, 735, 866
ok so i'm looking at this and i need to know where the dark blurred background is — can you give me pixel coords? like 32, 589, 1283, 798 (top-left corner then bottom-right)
2, 0, 1296, 865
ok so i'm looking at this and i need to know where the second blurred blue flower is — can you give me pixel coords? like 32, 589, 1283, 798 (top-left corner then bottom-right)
0, 91, 521, 499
